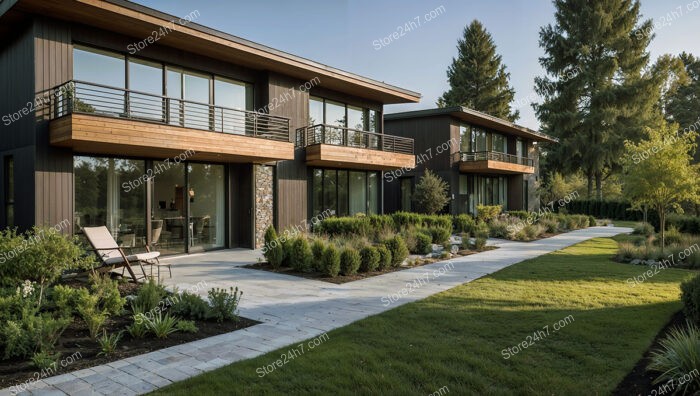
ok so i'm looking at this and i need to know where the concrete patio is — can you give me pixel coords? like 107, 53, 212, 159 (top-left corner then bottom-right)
3, 226, 630, 396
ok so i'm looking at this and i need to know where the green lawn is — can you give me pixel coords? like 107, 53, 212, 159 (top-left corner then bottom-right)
153, 237, 695, 395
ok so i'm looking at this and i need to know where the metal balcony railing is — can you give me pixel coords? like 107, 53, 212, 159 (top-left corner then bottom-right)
295, 124, 414, 155
49, 80, 291, 142
455, 151, 533, 167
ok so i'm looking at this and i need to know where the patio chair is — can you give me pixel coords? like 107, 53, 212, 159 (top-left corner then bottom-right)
83, 226, 170, 282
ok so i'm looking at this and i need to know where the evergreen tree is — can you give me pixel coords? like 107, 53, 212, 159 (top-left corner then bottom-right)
438, 20, 518, 121
413, 170, 450, 215
666, 52, 700, 161
534, 0, 655, 199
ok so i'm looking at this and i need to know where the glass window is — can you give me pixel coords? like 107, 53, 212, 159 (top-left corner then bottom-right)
347, 106, 364, 147
128, 58, 163, 121
349, 171, 367, 215
188, 164, 225, 251
166, 68, 183, 126
516, 138, 523, 158
4, 156, 14, 227
368, 172, 379, 214
312, 169, 323, 216
73, 46, 125, 115
323, 170, 337, 216
337, 170, 348, 217
368, 109, 379, 133
472, 128, 487, 152
309, 97, 324, 125
492, 133, 507, 153
183, 71, 211, 130
151, 160, 187, 255
74, 156, 147, 252
325, 100, 346, 127
519, 140, 528, 158
460, 124, 470, 152
214, 77, 253, 134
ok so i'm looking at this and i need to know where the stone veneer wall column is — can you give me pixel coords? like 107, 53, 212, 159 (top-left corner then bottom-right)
254, 165, 274, 249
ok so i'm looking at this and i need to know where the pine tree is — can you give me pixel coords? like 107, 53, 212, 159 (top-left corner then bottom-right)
534, 0, 656, 200
438, 20, 518, 121
666, 52, 700, 161
413, 170, 450, 215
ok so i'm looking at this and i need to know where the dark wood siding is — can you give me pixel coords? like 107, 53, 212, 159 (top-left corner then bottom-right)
0, 22, 36, 230
267, 73, 309, 231
34, 18, 74, 233
230, 163, 253, 248
383, 116, 452, 213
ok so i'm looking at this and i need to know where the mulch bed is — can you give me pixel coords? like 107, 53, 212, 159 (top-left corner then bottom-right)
245, 246, 498, 285
0, 280, 258, 389
612, 310, 686, 395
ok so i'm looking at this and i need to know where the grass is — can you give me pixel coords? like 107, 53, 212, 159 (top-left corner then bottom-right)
152, 237, 695, 395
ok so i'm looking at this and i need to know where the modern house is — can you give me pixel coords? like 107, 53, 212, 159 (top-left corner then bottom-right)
383, 107, 557, 216
0, 0, 419, 254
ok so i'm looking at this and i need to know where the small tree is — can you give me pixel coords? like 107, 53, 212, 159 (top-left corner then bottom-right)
622, 122, 700, 251
262, 226, 284, 269
413, 170, 450, 215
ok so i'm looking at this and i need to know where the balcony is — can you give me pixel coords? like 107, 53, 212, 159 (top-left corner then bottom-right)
296, 124, 415, 171
48, 81, 294, 163
455, 151, 534, 174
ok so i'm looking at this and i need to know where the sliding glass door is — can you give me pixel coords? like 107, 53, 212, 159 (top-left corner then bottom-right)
75, 155, 228, 255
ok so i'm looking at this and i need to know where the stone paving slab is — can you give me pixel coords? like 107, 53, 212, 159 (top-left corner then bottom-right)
1, 227, 630, 395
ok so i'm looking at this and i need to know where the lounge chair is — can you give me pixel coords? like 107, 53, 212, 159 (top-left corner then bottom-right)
83, 226, 170, 282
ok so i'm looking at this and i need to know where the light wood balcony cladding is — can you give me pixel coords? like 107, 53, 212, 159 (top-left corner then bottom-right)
49, 114, 294, 163
458, 160, 535, 175
305, 144, 415, 171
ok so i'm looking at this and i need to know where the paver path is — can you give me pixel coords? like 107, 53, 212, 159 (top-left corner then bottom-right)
4, 227, 629, 395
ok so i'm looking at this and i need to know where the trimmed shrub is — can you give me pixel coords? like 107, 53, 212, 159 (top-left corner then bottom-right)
453, 214, 476, 234
321, 245, 341, 277
391, 212, 423, 228
422, 215, 453, 230
281, 236, 294, 268
315, 217, 371, 237
427, 227, 451, 245
290, 237, 313, 272
359, 246, 380, 272
541, 218, 560, 234
415, 232, 433, 255
310, 240, 326, 272
340, 248, 361, 276
263, 226, 284, 269
476, 205, 502, 223
384, 236, 409, 268
376, 245, 392, 271
681, 274, 700, 325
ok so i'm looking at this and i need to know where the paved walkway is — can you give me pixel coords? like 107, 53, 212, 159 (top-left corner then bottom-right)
4, 226, 630, 396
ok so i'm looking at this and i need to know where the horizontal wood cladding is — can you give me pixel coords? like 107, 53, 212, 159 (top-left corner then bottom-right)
306, 144, 415, 171
49, 114, 294, 163
458, 160, 534, 175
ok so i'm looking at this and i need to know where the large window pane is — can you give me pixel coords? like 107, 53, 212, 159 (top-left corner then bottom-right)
323, 170, 337, 216
325, 101, 346, 127
128, 58, 163, 121
151, 160, 186, 255
73, 46, 125, 116
368, 172, 379, 214
460, 124, 470, 152
166, 68, 183, 126
312, 169, 323, 216
347, 106, 364, 147
349, 171, 367, 215
183, 71, 210, 130
188, 164, 225, 250
309, 97, 324, 125
74, 156, 146, 252
492, 133, 506, 153
215, 77, 253, 134
472, 128, 487, 152
337, 170, 348, 217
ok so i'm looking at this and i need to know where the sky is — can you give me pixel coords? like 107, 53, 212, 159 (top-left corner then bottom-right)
132, 0, 700, 130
